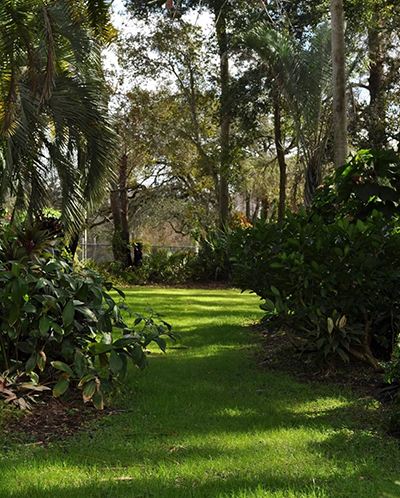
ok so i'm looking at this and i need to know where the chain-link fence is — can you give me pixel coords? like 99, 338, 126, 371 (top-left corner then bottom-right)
77, 241, 198, 264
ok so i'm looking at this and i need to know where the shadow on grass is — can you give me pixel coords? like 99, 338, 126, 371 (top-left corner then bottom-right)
1, 283, 398, 498
1, 461, 395, 498
1, 345, 394, 496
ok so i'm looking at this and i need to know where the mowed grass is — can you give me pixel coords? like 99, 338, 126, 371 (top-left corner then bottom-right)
1, 287, 400, 498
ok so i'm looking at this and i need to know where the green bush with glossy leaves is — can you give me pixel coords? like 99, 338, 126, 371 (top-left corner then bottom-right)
232, 149, 400, 370
0, 224, 178, 409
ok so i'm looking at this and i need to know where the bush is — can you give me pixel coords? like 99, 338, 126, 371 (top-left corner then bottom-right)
189, 228, 233, 282
94, 250, 195, 286
137, 249, 195, 285
313, 148, 400, 221
232, 150, 400, 370
233, 210, 400, 369
0, 225, 179, 409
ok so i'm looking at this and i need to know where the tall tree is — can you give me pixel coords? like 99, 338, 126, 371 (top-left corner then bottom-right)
246, 23, 333, 204
124, 0, 269, 226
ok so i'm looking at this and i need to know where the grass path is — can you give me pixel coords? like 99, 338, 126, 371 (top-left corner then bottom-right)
1, 288, 400, 497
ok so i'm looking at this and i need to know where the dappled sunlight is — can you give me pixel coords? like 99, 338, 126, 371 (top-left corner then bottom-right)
1, 288, 399, 498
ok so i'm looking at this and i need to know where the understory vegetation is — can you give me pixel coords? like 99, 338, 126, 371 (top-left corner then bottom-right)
231, 150, 400, 381
0, 222, 179, 410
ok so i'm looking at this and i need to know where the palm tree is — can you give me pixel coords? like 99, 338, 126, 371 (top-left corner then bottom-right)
0, 0, 117, 237
246, 23, 333, 205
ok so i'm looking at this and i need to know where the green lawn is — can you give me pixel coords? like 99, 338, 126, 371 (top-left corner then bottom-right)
1, 287, 399, 497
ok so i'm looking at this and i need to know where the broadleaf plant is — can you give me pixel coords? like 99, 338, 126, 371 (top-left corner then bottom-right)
0, 223, 178, 409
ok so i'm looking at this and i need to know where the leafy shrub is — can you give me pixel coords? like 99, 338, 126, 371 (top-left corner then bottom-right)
189, 228, 233, 282
313, 149, 400, 222
232, 207, 400, 370
136, 249, 195, 285
94, 250, 195, 286
0, 225, 179, 409
232, 150, 400, 370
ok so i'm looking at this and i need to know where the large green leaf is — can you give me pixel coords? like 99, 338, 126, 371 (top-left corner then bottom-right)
89, 342, 113, 355
82, 379, 97, 402
53, 377, 70, 397
62, 299, 75, 328
92, 391, 104, 410
25, 354, 37, 373
11, 280, 23, 306
11, 262, 20, 277
74, 351, 86, 378
51, 361, 75, 377
76, 305, 97, 322
109, 349, 124, 375
39, 316, 50, 336
8, 302, 20, 326
154, 336, 166, 353
113, 335, 138, 348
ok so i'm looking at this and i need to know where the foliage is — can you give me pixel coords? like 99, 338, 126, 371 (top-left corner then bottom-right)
132, 249, 196, 285
232, 205, 400, 370
383, 337, 400, 386
313, 149, 400, 221
0, 225, 179, 409
92, 250, 196, 286
245, 22, 333, 203
0, 0, 117, 236
189, 228, 233, 282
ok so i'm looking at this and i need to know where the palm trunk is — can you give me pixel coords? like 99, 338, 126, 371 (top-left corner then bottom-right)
367, 13, 386, 149
273, 92, 287, 223
330, 0, 347, 168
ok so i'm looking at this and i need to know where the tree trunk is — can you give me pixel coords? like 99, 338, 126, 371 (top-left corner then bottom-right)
110, 151, 133, 268
273, 92, 287, 224
304, 152, 323, 206
214, 3, 230, 226
367, 12, 387, 149
330, 0, 348, 168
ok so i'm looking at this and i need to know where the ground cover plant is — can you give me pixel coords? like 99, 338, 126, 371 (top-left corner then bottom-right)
93, 229, 234, 287
1, 287, 400, 497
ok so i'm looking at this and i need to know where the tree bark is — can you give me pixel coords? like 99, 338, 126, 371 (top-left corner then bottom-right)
214, 2, 230, 226
110, 151, 133, 268
273, 92, 287, 224
330, 0, 348, 168
367, 12, 387, 149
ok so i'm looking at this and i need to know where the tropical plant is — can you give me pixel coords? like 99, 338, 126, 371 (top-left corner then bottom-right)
245, 22, 333, 205
232, 207, 400, 370
0, 0, 117, 237
232, 149, 400, 370
0, 223, 179, 409
313, 149, 400, 221
189, 228, 233, 282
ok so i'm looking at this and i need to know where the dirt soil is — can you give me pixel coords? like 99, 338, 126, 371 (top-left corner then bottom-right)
2, 326, 397, 446
2, 391, 113, 446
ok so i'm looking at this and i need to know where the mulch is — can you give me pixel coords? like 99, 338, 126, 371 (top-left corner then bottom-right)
255, 326, 387, 397
2, 392, 111, 446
